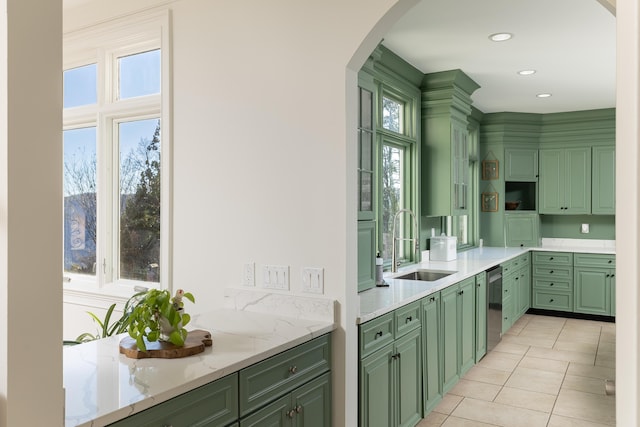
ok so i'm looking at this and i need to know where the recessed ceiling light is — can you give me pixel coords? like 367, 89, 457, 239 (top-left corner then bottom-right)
537, 93, 552, 98
518, 70, 536, 76
489, 33, 513, 42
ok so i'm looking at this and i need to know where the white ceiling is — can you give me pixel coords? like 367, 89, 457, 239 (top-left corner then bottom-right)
381, 0, 616, 114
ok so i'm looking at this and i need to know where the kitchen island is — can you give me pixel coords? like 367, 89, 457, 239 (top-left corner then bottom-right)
64, 291, 335, 427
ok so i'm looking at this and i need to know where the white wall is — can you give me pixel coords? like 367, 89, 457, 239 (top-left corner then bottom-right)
0, 0, 63, 426
63, 0, 412, 425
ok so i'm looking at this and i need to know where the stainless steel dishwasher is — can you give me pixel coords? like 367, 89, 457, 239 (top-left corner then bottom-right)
486, 265, 503, 353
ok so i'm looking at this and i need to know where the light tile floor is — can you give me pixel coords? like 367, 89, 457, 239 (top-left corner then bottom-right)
417, 314, 616, 427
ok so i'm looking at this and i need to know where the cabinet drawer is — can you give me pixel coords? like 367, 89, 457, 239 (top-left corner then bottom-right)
239, 334, 331, 417
533, 251, 573, 265
108, 373, 239, 427
533, 291, 573, 311
359, 312, 394, 358
574, 253, 615, 268
395, 300, 421, 338
501, 259, 517, 275
533, 265, 573, 280
533, 278, 572, 291
512, 253, 530, 271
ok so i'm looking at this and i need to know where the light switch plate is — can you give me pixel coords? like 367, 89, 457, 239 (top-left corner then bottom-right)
263, 265, 290, 290
301, 267, 324, 294
581, 223, 590, 234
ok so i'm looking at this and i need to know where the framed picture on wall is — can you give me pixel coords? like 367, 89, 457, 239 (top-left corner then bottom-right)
482, 159, 499, 180
481, 192, 499, 212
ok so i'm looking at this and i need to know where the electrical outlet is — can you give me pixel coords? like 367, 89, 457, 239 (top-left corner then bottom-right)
581, 223, 590, 234
243, 262, 255, 286
301, 267, 324, 294
263, 265, 289, 290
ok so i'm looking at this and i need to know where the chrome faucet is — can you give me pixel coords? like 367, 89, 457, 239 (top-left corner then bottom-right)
391, 208, 420, 273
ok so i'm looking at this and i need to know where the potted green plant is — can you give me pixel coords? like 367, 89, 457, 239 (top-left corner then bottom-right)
126, 288, 195, 351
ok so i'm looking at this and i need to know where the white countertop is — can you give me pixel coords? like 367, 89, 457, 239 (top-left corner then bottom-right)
358, 240, 616, 324
64, 299, 335, 427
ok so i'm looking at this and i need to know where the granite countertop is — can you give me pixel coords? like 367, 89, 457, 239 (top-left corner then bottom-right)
358, 239, 616, 324
64, 290, 336, 427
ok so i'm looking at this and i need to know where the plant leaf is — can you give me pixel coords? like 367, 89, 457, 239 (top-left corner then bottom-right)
183, 292, 195, 304
136, 335, 147, 352
181, 313, 191, 327
168, 329, 184, 347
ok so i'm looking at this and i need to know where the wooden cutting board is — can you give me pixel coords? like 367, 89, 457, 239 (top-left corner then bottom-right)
119, 329, 213, 359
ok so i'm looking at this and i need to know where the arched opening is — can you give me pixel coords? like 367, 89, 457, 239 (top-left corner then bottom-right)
344, 1, 637, 425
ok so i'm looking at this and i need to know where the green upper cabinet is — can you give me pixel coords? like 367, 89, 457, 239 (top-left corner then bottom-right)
504, 212, 540, 247
421, 70, 479, 216
592, 145, 615, 215
539, 147, 591, 214
358, 221, 376, 292
358, 77, 376, 221
505, 148, 538, 182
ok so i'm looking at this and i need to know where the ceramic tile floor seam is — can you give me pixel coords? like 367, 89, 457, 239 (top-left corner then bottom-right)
545, 357, 570, 426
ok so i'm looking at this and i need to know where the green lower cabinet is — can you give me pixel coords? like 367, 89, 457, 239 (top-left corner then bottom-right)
359, 329, 422, 427
395, 329, 423, 427
421, 293, 441, 413
514, 265, 531, 319
574, 267, 614, 316
611, 275, 616, 316
502, 272, 515, 334
440, 286, 459, 393
441, 277, 476, 394
475, 272, 487, 362
240, 372, 331, 427
107, 373, 239, 427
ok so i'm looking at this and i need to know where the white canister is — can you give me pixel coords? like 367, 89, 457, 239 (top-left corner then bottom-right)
429, 234, 457, 261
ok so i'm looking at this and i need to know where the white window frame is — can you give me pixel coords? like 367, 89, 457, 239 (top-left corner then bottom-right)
63, 9, 172, 303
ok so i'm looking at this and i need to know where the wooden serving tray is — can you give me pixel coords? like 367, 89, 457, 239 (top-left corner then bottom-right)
119, 329, 213, 359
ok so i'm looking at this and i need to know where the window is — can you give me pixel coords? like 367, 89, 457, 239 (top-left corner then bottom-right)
377, 86, 418, 268
63, 11, 170, 293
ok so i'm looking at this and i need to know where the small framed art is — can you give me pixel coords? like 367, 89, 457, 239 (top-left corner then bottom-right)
481, 192, 499, 212
482, 159, 499, 180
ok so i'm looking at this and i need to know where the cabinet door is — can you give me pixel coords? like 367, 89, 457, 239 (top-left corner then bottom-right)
395, 329, 423, 427
610, 273, 616, 316
422, 294, 441, 413
592, 146, 615, 214
565, 148, 591, 213
475, 272, 487, 362
458, 278, 476, 377
505, 213, 539, 247
240, 395, 290, 427
109, 373, 239, 427
574, 267, 610, 316
452, 121, 469, 215
539, 149, 564, 214
360, 345, 393, 427
293, 373, 331, 427
440, 286, 459, 393
517, 268, 531, 319
505, 148, 538, 181
358, 221, 376, 292
358, 82, 375, 221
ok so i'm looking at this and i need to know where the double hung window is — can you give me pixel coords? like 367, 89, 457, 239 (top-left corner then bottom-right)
63, 11, 170, 293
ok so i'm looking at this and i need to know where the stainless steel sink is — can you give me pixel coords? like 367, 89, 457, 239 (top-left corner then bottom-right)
394, 269, 456, 282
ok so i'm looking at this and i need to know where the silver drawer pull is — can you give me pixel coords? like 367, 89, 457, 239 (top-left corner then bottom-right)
287, 409, 296, 418
296, 405, 303, 414
289, 365, 298, 374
